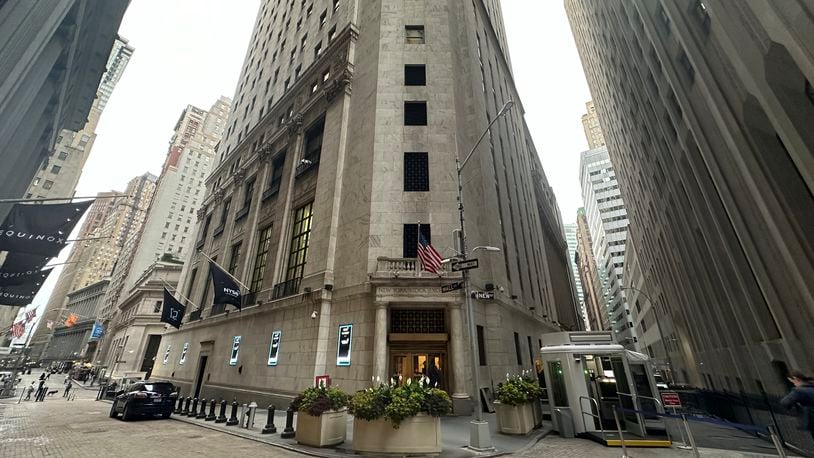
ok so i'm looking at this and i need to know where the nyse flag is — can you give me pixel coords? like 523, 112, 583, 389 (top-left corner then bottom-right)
0, 200, 92, 256
209, 261, 242, 310
161, 288, 186, 329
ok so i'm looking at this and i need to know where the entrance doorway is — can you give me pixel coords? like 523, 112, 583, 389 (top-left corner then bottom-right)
194, 355, 208, 398
139, 335, 162, 378
390, 351, 447, 391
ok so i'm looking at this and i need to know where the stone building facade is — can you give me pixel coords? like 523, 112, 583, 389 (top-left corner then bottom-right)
566, 0, 814, 396
152, 0, 579, 411
41, 279, 109, 364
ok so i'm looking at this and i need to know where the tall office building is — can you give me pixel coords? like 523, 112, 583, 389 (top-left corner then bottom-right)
565, 0, 814, 398
578, 102, 635, 347
23, 37, 134, 203
563, 223, 588, 329
28, 175, 157, 360
580, 100, 605, 150
0, 1, 129, 221
575, 207, 607, 332
153, 0, 579, 411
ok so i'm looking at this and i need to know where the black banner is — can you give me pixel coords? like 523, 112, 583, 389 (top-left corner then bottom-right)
0, 200, 93, 256
209, 260, 242, 310
0, 252, 52, 287
0, 282, 41, 306
161, 288, 186, 329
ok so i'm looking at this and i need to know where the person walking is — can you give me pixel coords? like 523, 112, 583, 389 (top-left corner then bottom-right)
25, 381, 35, 401
781, 370, 814, 440
63, 379, 72, 398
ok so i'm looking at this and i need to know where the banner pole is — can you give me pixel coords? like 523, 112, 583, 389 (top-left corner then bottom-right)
197, 250, 250, 291
161, 278, 200, 311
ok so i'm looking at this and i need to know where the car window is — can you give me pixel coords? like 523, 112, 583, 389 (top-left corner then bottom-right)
144, 383, 174, 394
129, 383, 144, 392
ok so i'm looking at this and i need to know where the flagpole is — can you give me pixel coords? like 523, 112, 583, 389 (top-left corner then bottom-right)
197, 250, 250, 291
160, 278, 200, 311
417, 221, 422, 278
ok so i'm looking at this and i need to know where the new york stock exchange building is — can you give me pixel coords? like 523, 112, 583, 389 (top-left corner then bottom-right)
151, 7, 581, 413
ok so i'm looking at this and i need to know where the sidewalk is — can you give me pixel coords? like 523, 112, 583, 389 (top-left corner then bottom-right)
123, 400, 550, 458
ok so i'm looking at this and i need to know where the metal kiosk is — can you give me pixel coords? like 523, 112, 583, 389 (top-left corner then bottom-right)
539, 331, 672, 448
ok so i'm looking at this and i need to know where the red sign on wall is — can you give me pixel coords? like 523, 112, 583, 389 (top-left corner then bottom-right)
315, 375, 331, 387
660, 391, 682, 408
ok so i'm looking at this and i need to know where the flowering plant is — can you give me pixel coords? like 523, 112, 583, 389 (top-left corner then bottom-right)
291, 384, 349, 417
495, 371, 544, 405
349, 376, 452, 428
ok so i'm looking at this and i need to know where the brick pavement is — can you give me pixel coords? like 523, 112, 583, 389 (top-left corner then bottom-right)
518, 435, 793, 457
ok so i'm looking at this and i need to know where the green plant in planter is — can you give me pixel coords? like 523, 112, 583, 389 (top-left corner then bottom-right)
496, 373, 544, 406
292, 385, 349, 417
350, 376, 452, 428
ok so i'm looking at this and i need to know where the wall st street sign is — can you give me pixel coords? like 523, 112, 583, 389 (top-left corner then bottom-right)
451, 258, 479, 271
471, 291, 495, 300
441, 281, 463, 293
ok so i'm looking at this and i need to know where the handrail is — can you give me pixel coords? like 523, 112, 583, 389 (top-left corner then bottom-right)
579, 395, 606, 441
617, 392, 671, 443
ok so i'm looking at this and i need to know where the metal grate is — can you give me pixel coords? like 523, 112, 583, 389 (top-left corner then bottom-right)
390, 309, 445, 334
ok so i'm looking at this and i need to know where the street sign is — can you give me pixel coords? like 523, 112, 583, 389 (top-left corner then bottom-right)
441, 281, 463, 293
471, 291, 495, 300
660, 391, 682, 408
451, 258, 479, 271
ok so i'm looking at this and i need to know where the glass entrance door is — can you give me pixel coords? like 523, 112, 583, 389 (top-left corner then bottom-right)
389, 352, 446, 391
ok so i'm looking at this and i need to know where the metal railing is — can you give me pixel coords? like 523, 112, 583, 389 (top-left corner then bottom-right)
374, 257, 454, 277
271, 278, 301, 300
579, 395, 606, 441
617, 392, 671, 442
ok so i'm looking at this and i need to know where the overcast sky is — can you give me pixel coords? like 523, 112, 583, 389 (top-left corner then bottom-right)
13, 1, 592, 339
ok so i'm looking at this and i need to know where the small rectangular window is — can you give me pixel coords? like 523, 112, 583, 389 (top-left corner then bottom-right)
51, 165, 61, 174
527, 335, 534, 366
319, 10, 327, 27
402, 224, 431, 258
57, 152, 68, 160
514, 332, 522, 365
42, 180, 53, 190
476, 325, 487, 366
404, 152, 429, 191
153, 301, 162, 313
405, 25, 425, 44
404, 64, 426, 86
404, 101, 427, 125
328, 25, 337, 42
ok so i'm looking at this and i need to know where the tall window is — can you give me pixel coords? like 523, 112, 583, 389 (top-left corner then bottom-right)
304, 118, 325, 162
186, 268, 197, 299
251, 226, 273, 292
228, 242, 242, 275
404, 101, 427, 125
243, 177, 256, 209
402, 224, 431, 258
404, 152, 429, 191
514, 332, 522, 365
220, 198, 231, 225
200, 257, 215, 307
268, 154, 286, 194
199, 214, 212, 241
285, 202, 314, 282
527, 335, 534, 366
477, 325, 487, 366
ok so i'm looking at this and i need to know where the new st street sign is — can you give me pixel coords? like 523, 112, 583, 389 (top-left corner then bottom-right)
451, 258, 478, 271
471, 291, 495, 300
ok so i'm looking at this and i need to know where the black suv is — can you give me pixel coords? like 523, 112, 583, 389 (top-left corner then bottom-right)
109, 380, 177, 420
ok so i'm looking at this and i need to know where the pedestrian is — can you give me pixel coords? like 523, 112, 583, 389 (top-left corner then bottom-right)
25, 381, 35, 401
39, 372, 45, 381
63, 379, 72, 398
427, 360, 442, 388
35, 379, 45, 400
780, 370, 814, 440
45, 371, 51, 380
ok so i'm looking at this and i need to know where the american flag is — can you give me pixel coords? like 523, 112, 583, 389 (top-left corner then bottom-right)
418, 232, 443, 274
24, 309, 36, 322
10, 321, 25, 338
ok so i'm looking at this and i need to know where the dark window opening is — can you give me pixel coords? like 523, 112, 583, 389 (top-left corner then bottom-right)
402, 224, 431, 258
527, 335, 534, 366
477, 325, 487, 366
304, 118, 324, 163
806, 79, 814, 106
251, 226, 273, 292
404, 64, 426, 86
404, 101, 427, 126
514, 332, 522, 365
267, 154, 285, 196
228, 242, 242, 274
153, 301, 162, 313
404, 152, 429, 191
220, 198, 231, 225
285, 202, 313, 283
405, 25, 425, 44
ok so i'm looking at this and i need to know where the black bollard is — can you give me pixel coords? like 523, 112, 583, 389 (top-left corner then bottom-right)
189, 398, 199, 417
215, 399, 227, 423
182, 396, 191, 415
261, 405, 277, 434
174, 394, 184, 414
280, 406, 295, 438
205, 399, 216, 421
226, 400, 239, 426
196, 398, 208, 419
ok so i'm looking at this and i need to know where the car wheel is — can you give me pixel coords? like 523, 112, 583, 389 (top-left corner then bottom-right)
122, 402, 134, 421
109, 401, 118, 418
161, 411, 171, 419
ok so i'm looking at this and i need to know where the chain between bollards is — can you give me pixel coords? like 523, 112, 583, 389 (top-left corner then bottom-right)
280, 405, 295, 438
262, 405, 277, 434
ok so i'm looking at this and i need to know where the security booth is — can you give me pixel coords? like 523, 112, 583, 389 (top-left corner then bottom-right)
539, 331, 671, 447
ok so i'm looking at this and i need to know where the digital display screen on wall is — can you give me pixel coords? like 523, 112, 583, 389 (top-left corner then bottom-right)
163, 345, 171, 364
179, 342, 189, 364
336, 324, 352, 366
229, 336, 241, 366
267, 331, 281, 366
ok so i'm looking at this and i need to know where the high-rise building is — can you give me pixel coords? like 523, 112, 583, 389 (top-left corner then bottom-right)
152, 0, 579, 411
575, 207, 607, 332
28, 175, 157, 360
579, 143, 635, 347
580, 100, 605, 150
565, 0, 814, 401
563, 223, 588, 329
22, 37, 134, 204
0, 1, 129, 221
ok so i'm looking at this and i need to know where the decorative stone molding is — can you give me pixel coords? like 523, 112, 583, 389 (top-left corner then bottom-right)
213, 188, 226, 200
231, 168, 246, 183
325, 68, 353, 103
257, 142, 274, 162
196, 207, 207, 221
286, 113, 303, 137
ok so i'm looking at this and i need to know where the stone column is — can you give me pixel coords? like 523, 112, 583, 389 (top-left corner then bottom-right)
449, 303, 469, 399
372, 302, 388, 383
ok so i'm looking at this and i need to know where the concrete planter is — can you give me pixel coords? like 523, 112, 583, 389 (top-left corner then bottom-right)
531, 399, 543, 428
352, 414, 442, 455
295, 408, 348, 447
494, 401, 535, 435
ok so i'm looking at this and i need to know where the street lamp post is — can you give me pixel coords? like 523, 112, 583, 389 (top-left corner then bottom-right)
456, 100, 514, 450
621, 286, 675, 383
